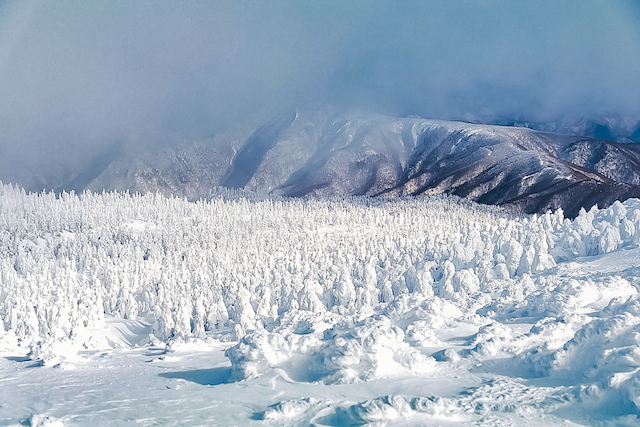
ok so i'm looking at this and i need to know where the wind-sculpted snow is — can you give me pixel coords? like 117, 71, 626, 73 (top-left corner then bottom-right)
2, 184, 640, 424
226, 314, 438, 384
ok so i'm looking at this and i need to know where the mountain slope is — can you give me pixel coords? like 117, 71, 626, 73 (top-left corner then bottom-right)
80, 112, 640, 217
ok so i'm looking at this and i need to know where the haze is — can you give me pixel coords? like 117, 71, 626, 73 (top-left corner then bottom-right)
1, 0, 639, 190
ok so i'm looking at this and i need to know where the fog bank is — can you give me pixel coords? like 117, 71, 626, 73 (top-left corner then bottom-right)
1, 0, 639, 189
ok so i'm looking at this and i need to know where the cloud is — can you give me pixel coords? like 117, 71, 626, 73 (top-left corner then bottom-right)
1, 0, 639, 188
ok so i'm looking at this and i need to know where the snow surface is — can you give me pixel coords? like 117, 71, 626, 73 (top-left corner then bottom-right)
1, 184, 640, 425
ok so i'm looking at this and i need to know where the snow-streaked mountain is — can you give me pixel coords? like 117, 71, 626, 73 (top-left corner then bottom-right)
76, 111, 640, 217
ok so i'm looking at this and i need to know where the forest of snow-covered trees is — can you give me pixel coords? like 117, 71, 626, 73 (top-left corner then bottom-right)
1, 184, 637, 349
2, 184, 640, 424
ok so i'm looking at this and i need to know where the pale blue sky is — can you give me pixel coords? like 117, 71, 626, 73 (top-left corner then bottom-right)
1, 0, 639, 178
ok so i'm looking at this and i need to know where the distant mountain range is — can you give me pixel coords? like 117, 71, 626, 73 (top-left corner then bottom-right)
461, 113, 640, 143
60, 111, 640, 217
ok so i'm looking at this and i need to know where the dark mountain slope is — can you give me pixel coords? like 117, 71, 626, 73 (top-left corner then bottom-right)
71, 112, 640, 216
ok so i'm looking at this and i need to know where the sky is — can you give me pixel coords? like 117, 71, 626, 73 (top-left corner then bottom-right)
1, 0, 640, 188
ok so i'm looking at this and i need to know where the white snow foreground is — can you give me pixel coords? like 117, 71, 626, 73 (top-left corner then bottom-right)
1, 184, 640, 425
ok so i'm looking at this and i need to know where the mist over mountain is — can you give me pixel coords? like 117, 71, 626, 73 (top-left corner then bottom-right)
1, 1, 640, 181
59, 111, 640, 217
463, 113, 640, 144
1, 1, 639, 214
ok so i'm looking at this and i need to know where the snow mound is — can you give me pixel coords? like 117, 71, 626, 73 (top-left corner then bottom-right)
283, 378, 562, 426
522, 296, 640, 418
28, 414, 65, 427
226, 315, 436, 384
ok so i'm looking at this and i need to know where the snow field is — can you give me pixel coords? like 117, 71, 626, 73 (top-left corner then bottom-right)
2, 184, 640, 424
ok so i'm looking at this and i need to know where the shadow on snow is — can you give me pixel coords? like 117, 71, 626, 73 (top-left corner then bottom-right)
158, 367, 233, 386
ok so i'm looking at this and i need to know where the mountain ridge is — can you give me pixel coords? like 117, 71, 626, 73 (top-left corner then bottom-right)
64, 111, 640, 217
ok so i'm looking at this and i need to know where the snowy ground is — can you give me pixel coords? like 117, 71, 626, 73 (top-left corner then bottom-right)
1, 185, 640, 426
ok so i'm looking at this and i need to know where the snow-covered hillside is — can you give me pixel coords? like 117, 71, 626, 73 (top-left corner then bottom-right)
2, 184, 640, 425
72, 112, 640, 217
